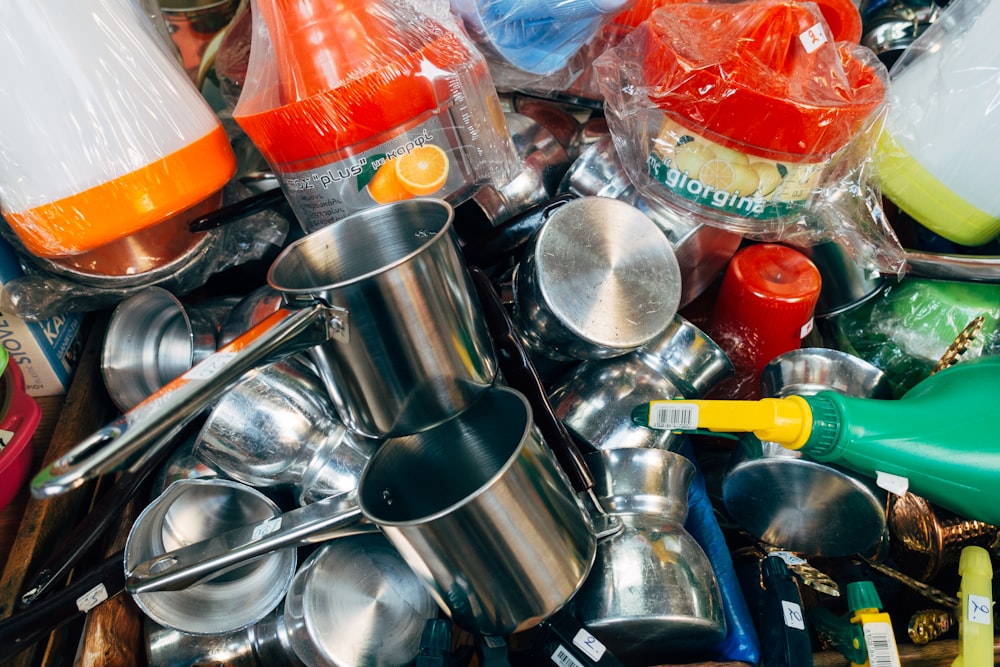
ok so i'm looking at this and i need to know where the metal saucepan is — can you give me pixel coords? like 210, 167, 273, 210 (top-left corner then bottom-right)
125, 384, 598, 638
31, 198, 497, 498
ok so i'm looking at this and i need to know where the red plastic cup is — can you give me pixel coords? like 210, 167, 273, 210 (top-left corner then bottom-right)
707, 243, 822, 397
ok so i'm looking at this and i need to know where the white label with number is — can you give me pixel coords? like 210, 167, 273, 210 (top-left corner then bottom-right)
573, 628, 606, 661
968, 593, 993, 625
782, 600, 806, 629
252, 516, 282, 541
799, 22, 828, 53
76, 583, 109, 613
648, 403, 698, 430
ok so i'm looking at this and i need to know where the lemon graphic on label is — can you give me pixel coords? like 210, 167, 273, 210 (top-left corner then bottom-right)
750, 162, 784, 197
674, 141, 714, 175
708, 144, 751, 165
699, 159, 760, 195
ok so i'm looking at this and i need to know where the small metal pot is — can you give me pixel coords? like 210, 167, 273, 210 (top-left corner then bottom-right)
283, 534, 439, 667
512, 196, 682, 361
548, 316, 734, 451
124, 478, 297, 635
193, 356, 378, 505
571, 448, 726, 663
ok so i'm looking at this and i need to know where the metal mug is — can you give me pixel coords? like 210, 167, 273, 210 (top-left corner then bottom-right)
33, 198, 497, 497
571, 448, 727, 663
721, 347, 894, 557
511, 196, 682, 361
560, 136, 742, 308
124, 478, 298, 635
193, 356, 379, 505
126, 385, 598, 639
101, 287, 239, 411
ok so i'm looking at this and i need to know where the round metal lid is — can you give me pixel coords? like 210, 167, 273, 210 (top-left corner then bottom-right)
533, 196, 682, 352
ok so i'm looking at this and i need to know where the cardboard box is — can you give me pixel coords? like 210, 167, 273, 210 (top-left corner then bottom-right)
0, 238, 85, 397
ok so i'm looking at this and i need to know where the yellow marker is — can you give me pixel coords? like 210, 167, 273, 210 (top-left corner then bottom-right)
953, 546, 994, 667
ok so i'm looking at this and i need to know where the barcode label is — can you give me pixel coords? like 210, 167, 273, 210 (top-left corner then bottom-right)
648, 402, 698, 430
968, 593, 992, 625
551, 645, 584, 667
863, 622, 901, 667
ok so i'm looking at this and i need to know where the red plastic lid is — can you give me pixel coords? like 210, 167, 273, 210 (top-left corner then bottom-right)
708, 243, 822, 377
234, 0, 472, 168
641, 0, 883, 159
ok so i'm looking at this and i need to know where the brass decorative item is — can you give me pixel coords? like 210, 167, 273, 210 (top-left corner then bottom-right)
907, 608, 954, 645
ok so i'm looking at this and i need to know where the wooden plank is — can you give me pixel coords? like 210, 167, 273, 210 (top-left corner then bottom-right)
0, 315, 117, 666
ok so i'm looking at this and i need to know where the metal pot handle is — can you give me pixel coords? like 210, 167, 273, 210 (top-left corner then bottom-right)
31, 303, 344, 498
126, 490, 367, 593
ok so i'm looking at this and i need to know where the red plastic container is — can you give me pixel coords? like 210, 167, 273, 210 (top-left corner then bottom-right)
0, 361, 42, 510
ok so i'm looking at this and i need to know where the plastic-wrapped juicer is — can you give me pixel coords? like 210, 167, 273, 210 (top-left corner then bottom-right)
233, 0, 519, 233
595, 0, 886, 238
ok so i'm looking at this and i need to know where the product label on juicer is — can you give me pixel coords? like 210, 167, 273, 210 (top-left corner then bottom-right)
647, 115, 826, 222
281, 113, 469, 233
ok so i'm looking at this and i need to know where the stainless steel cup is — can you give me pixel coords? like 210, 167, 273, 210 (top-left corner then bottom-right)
572, 448, 726, 663
193, 356, 378, 505
101, 287, 237, 411
124, 478, 297, 635
283, 534, 439, 667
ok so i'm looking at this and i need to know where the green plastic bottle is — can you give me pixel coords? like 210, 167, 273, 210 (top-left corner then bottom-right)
633, 355, 1000, 525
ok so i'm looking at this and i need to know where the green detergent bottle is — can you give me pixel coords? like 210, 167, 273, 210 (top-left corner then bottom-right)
633, 355, 1000, 525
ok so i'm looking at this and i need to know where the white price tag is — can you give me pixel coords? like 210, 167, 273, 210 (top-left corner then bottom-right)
0, 428, 14, 452
76, 584, 109, 613
875, 471, 909, 496
771, 551, 808, 566
967, 593, 993, 625
782, 600, 806, 630
252, 516, 282, 541
572, 628, 607, 662
799, 23, 829, 53
648, 402, 699, 430
800, 318, 814, 339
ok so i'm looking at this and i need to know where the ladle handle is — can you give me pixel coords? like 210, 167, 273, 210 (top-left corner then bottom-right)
469, 266, 594, 494
31, 304, 337, 498
126, 491, 366, 593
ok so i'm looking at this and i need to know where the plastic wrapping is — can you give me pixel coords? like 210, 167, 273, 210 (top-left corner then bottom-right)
0, 178, 289, 322
233, 0, 519, 233
0, 0, 237, 261
873, 0, 1000, 247
594, 1, 906, 275
449, 0, 634, 89
825, 277, 1000, 396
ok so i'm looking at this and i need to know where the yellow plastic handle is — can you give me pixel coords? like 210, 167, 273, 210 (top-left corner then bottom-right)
646, 396, 814, 450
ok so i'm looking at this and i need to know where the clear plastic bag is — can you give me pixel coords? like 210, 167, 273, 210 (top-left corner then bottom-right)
233, 0, 519, 233
595, 0, 905, 275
